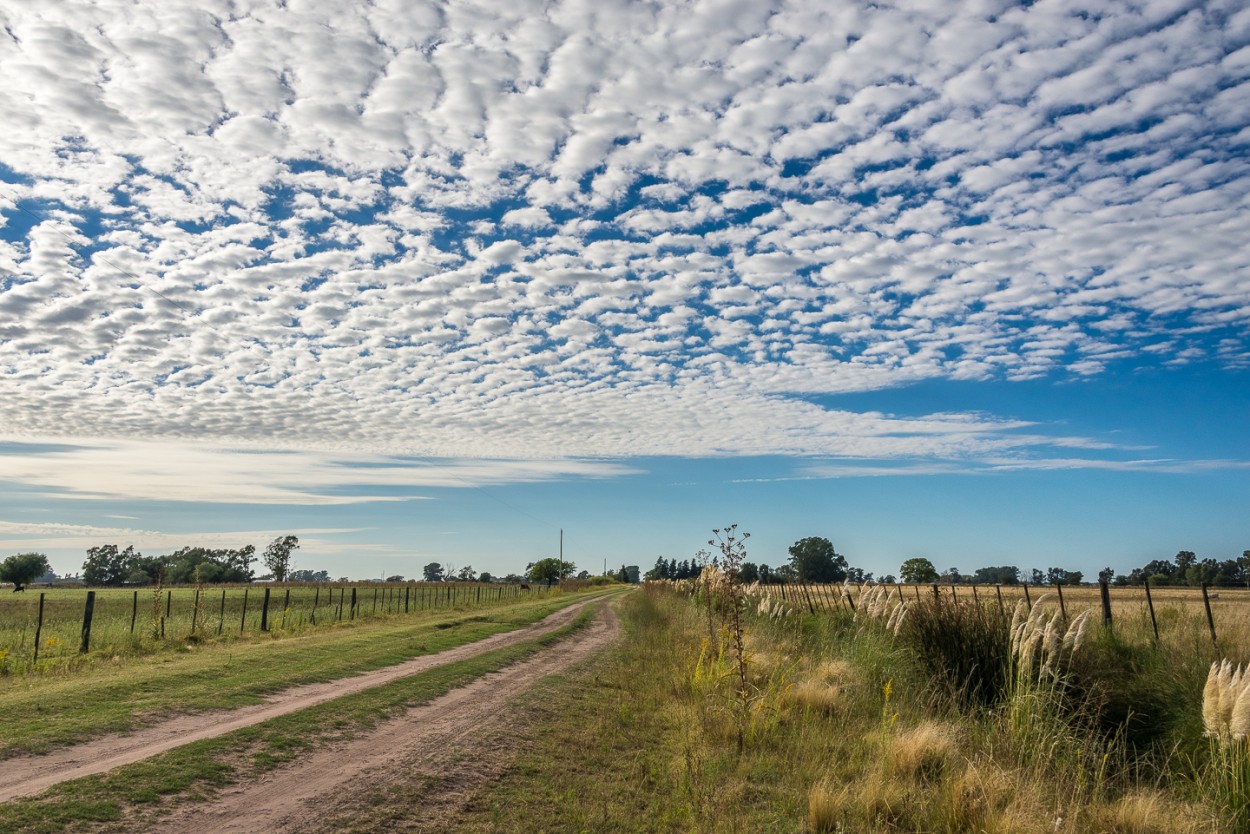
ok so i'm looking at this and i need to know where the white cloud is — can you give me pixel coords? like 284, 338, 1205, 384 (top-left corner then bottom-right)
0, 0, 1245, 482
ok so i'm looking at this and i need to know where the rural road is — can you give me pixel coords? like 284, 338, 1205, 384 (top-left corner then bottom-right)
0, 595, 615, 804
148, 601, 620, 833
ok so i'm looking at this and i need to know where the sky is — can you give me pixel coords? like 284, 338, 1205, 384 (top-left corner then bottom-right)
1, 0, 1248, 582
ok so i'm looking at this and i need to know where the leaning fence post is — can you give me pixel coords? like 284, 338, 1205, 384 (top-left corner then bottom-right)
80, 590, 96, 654
240, 587, 249, 634
219, 588, 226, 635
995, 585, 1005, 617
1023, 582, 1032, 608
1054, 581, 1067, 623
1099, 580, 1113, 627
1143, 577, 1160, 643
1202, 582, 1218, 646
261, 587, 271, 632
33, 592, 45, 663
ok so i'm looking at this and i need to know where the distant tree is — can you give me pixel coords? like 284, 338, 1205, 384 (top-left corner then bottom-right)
576, 570, 590, 580
739, 562, 759, 584
457, 565, 477, 582
289, 569, 331, 582
644, 557, 668, 581
971, 566, 1020, 585
423, 562, 445, 582
899, 557, 939, 584
758, 563, 772, 584
773, 564, 798, 584
1097, 566, 1115, 584
881, 574, 897, 584
619, 564, 629, 583
502, 573, 524, 583
527, 558, 575, 584
1029, 568, 1045, 585
479, 572, 494, 583
1, 553, 50, 591
1175, 550, 1197, 575
1066, 570, 1084, 585
940, 566, 963, 583
262, 536, 299, 583
668, 558, 678, 579
163, 546, 255, 584
846, 566, 868, 583
385, 574, 405, 582
82, 545, 142, 586
787, 537, 848, 583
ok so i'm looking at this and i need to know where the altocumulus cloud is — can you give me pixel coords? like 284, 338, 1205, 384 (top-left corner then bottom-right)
1, 0, 1249, 493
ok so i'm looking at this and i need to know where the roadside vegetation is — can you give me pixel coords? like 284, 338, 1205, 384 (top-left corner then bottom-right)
452, 534, 1247, 834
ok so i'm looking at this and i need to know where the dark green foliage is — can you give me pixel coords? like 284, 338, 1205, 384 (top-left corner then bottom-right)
787, 537, 848, 583
262, 536, 299, 583
901, 598, 1011, 708
0, 552, 50, 590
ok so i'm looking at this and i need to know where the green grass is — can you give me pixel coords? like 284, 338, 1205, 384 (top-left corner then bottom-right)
0, 581, 563, 676
0, 589, 613, 758
0, 603, 604, 834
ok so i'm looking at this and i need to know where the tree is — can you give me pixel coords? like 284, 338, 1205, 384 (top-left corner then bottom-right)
787, 537, 848, 583
457, 565, 477, 582
527, 557, 575, 584
289, 569, 330, 582
262, 536, 299, 582
82, 545, 142, 586
1, 553, 50, 591
423, 562, 445, 582
739, 562, 759, 584
479, 572, 494, 583
899, 557, 939, 584
385, 574, 405, 582
1098, 566, 1115, 584
971, 566, 1020, 585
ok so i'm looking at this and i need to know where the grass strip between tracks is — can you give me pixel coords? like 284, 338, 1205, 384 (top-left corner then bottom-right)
0, 601, 602, 834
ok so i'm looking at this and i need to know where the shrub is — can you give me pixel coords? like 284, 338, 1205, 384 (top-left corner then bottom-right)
902, 597, 1011, 708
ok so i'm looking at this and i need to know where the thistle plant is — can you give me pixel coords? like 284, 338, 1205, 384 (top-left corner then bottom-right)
708, 524, 753, 753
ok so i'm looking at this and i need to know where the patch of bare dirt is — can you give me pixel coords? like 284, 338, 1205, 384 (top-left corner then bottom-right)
145, 603, 620, 833
0, 598, 606, 803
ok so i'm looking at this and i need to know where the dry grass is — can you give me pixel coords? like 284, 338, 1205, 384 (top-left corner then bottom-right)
887, 720, 960, 782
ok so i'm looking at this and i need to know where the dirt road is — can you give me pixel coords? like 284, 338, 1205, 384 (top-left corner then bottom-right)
149, 602, 620, 832
0, 596, 614, 804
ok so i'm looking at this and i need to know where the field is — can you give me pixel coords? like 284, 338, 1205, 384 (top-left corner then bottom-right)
0, 581, 557, 676
1, 577, 1248, 832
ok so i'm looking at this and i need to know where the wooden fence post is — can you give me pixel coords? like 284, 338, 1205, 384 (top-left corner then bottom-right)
350, 587, 357, 620
405, 585, 410, 613
80, 591, 96, 654
219, 588, 226, 635
1143, 577, 1159, 643
261, 587, 271, 632
931, 583, 940, 601
33, 592, 45, 663
1202, 582, 1218, 646
1054, 581, 1067, 622
131, 590, 138, 634
995, 585, 1005, 617
240, 587, 249, 634
1099, 580, 1113, 627
1023, 583, 1031, 608
312, 586, 320, 624
971, 584, 980, 604
282, 588, 291, 629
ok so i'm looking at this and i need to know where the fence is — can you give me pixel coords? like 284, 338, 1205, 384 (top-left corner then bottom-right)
750, 579, 1248, 647
0, 581, 553, 672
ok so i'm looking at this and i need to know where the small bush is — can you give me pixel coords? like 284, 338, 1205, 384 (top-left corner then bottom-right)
902, 597, 1011, 708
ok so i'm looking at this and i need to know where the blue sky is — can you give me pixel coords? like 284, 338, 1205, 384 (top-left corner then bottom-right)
1, 0, 1248, 581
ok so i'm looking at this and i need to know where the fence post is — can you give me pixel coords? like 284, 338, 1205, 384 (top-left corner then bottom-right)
1023, 583, 1032, 608
240, 587, 249, 634
33, 592, 45, 663
80, 590, 96, 654
283, 588, 291, 629
350, 587, 357, 620
166, 589, 172, 620
995, 585, 1005, 617
913, 583, 921, 601
261, 587, 271, 632
131, 590, 138, 634
970, 584, 979, 604
312, 586, 320, 624
405, 585, 410, 613
950, 583, 958, 602
931, 583, 940, 601
1054, 581, 1067, 623
1143, 577, 1159, 643
219, 588, 226, 635
1099, 580, 1113, 627
1202, 582, 1218, 646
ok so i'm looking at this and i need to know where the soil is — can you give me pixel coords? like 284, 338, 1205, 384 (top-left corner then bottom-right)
0, 597, 615, 805
147, 602, 620, 833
